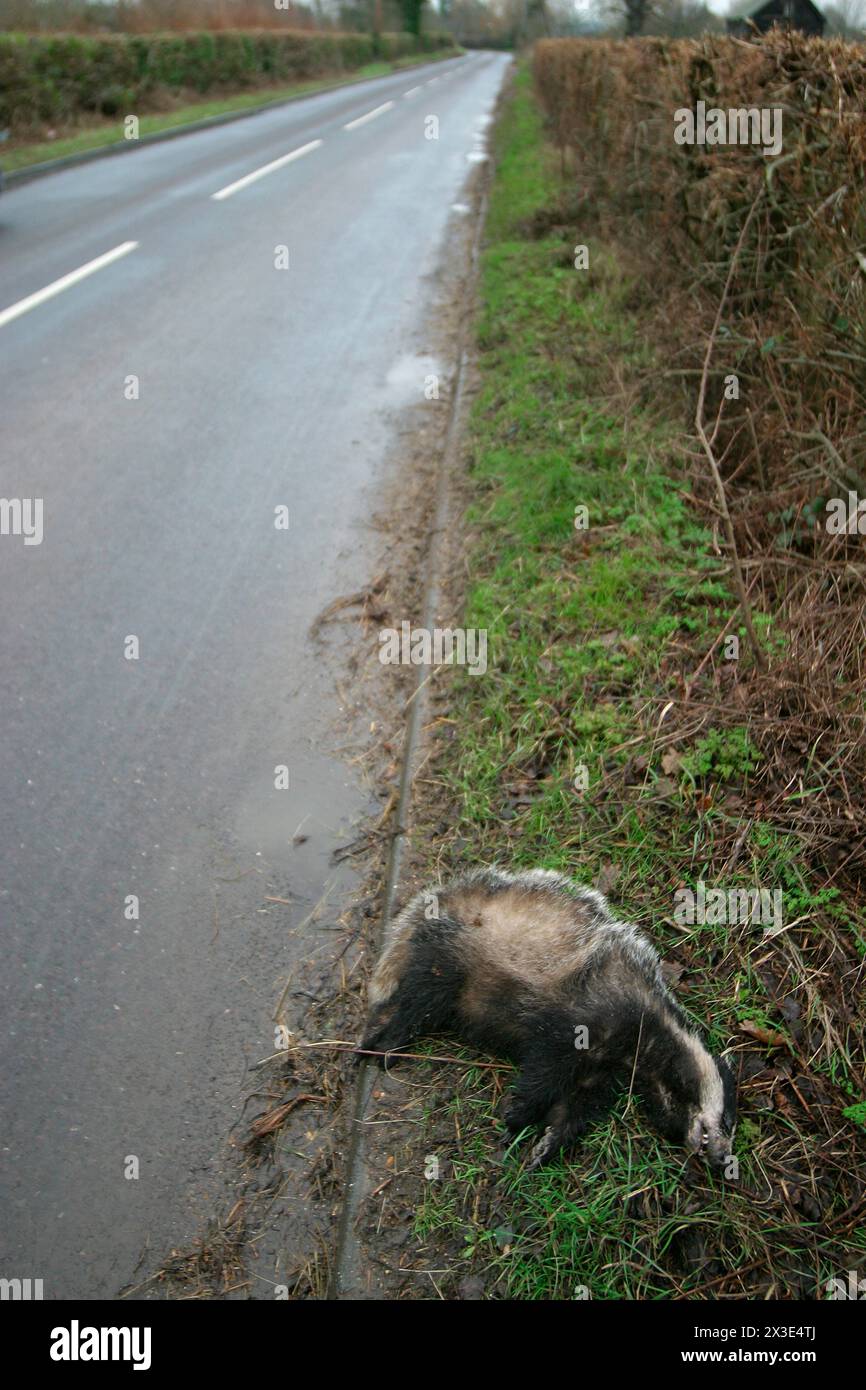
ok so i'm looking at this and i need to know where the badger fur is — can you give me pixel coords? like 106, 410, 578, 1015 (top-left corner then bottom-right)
362, 867, 736, 1168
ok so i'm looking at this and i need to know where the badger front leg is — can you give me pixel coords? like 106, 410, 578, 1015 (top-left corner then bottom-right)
360, 993, 416, 1060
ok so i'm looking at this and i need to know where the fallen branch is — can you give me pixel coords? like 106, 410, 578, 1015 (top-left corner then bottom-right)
256, 1037, 514, 1072
245, 1092, 327, 1144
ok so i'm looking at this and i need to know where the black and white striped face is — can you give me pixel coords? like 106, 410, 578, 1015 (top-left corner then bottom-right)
684, 1054, 738, 1166
643, 1046, 737, 1167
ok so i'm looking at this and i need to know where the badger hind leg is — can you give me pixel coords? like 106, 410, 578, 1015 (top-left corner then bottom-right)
504, 1073, 554, 1136
361, 918, 464, 1063
503, 1032, 581, 1136
524, 1103, 591, 1170
505, 1049, 608, 1167
505, 1088, 590, 1169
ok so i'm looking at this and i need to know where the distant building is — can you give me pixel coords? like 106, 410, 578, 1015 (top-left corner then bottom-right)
726, 0, 826, 35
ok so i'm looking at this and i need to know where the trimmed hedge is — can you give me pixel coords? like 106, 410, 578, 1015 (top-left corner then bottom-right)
532, 34, 866, 489
0, 28, 457, 132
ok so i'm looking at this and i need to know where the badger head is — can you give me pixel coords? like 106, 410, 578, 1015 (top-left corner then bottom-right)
640, 1039, 737, 1167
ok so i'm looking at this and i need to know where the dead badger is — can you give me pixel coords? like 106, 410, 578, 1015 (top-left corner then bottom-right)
362, 867, 736, 1168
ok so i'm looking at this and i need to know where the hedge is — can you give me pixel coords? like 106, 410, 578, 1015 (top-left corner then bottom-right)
0, 28, 457, 132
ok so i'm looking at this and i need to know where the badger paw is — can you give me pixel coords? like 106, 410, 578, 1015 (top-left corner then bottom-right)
526, 1125, 559, 1171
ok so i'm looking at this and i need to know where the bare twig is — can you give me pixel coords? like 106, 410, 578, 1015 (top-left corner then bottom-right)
695, 188, 769, 673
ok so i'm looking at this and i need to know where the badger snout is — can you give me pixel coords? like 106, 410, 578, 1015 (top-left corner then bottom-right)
687, 1116, 732, 1167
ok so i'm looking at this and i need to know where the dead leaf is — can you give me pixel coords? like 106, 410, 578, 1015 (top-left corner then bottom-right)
739, 1020, 790, 1050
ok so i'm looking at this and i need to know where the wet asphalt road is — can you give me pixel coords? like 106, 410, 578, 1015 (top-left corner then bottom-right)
0, 50, 510, 1298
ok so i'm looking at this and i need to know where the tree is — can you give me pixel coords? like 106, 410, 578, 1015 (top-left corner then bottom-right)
651, 0, 722, 34
401, 0, 427, 34
623, 0, 651, 31
597, 0, 721, 35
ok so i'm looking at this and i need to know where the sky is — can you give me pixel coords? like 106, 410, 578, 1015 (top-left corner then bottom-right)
564, 0, 743, 17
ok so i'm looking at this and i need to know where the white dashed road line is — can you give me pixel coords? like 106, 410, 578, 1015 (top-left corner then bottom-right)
210, 139, 323, 200
2, 58, 474, 331
0, 241, 139, 329
343, 101, 394, 131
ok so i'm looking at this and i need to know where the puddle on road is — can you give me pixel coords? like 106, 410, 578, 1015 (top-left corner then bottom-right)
382, 353, 447, 408
234, 746, 364, 864
232, 740, 374, 981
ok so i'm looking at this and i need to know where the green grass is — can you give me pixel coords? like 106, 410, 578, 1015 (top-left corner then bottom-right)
2, 50, 458, 174
403, 66, 865, 1300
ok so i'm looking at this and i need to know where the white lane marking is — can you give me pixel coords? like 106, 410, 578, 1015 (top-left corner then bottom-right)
343, 101, 394, 131
0, 241, 139, 329
211, 139, 322, 200
403, 86, 422, 98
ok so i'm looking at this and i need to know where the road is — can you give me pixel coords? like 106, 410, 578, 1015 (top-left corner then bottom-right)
0, 50, 510, 1299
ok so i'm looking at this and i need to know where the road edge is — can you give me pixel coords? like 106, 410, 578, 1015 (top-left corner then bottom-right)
327, 157, 495, 1302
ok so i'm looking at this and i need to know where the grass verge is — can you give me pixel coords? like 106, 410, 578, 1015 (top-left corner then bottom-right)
374, 65, 866, 1300
2, 50, 459, 175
